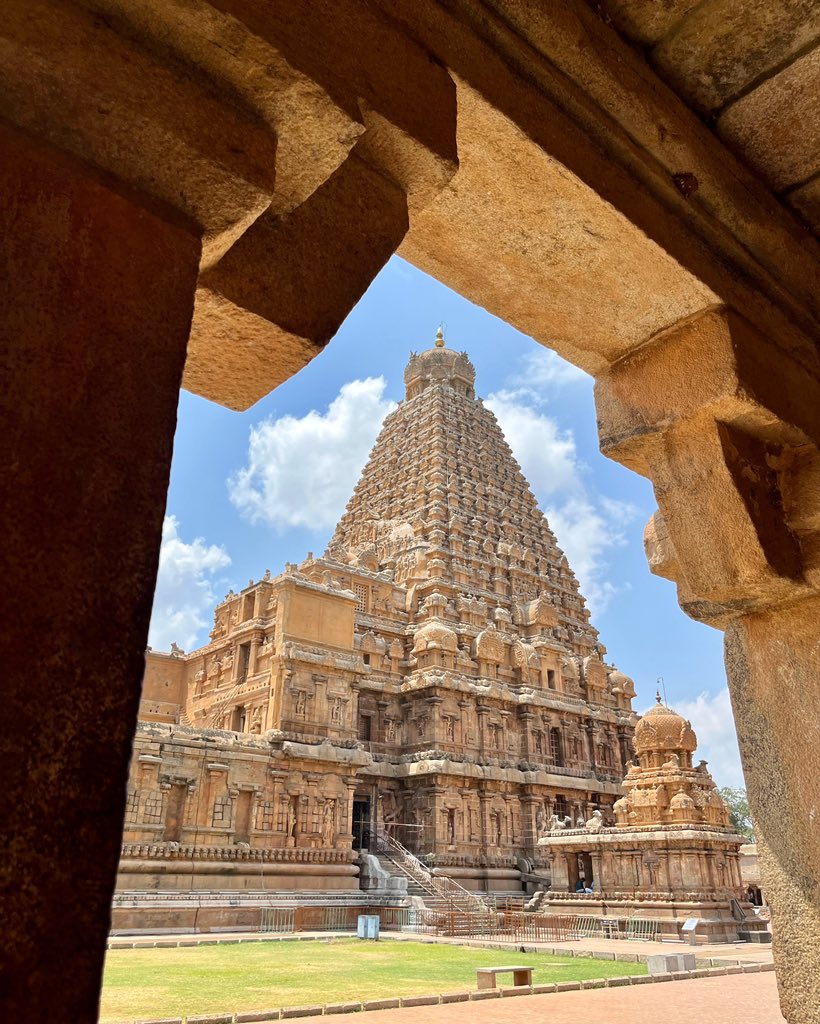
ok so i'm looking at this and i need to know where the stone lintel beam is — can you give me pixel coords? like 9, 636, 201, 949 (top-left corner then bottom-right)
185, 148, 410, 410
597, 309, 820, 624
598, 308, 820, 476
0, 124, 200, 1020
179, 0, 458, 409
392, 0, 819, 364
0, 0, 349, 268
2, 0, 458, 412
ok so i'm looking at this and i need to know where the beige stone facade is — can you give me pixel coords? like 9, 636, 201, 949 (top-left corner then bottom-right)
129, 338, 638, 893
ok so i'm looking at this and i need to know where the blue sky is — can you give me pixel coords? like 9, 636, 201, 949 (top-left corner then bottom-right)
151, 256, 744, 788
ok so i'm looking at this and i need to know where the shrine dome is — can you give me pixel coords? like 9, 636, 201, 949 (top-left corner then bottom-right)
404, 328, 476, 399
634, 696, 697, 755
608, 669, 635, 696
412, 618, 458, 654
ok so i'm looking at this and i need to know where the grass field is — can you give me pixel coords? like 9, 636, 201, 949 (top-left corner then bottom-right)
100, 938, 646, 1021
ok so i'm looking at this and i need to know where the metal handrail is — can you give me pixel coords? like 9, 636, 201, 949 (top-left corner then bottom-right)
371, 827, 492, 915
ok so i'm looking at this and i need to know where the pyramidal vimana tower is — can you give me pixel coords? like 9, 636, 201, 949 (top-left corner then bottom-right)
125, 332, 640, 907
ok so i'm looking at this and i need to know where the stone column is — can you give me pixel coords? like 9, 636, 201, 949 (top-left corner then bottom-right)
596, 308, 820, 1023
518, 709, 535, 760
477, 705, 490, 759
247, 637, 261, 678
426, 695, 443, 746
0, 124, 199, 1020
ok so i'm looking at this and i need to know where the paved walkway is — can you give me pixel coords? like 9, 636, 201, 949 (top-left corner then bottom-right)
343, 974, 785, 1024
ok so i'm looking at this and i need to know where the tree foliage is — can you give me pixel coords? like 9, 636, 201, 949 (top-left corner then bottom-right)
719, 787, 755, 841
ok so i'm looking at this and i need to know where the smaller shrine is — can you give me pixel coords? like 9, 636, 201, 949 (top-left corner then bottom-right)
534, 696, 768, 943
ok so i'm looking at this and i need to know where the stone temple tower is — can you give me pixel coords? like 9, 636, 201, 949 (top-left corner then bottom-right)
130, 332, 639, 901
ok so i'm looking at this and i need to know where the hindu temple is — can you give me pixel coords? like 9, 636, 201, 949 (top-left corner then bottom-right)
534, 695, 764, 942
118, 333, 750, 937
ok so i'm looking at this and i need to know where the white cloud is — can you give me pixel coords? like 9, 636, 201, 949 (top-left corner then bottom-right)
511, 346, 590, 392
149, 515, 231, 652
485, 389, 581, 498
485, 390, 635, 613
228, 377, 396, 531
668, 688, 746, 790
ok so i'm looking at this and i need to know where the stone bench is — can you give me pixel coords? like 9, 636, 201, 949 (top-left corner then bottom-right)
476, 966, 533, 990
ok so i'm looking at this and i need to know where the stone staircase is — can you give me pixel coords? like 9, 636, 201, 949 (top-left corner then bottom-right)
370, 828, 493, 916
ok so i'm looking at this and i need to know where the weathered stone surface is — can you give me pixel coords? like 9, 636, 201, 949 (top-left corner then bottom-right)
186, 149, 410, 410
601, 0, 701, 46
790, 175, 820, 235
401, 78, 718, 376
653, 0, 820, 114
0, 122, 199, 1021
596, 309, 820, 622
725, 606, 820, 1023
718, 49, 820, 192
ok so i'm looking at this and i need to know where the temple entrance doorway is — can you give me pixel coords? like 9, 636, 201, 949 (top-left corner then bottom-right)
352, 798, 371, 851
577, 852, 594, 889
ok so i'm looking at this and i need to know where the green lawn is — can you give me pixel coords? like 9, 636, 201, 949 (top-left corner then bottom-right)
100, 938, 646, 1021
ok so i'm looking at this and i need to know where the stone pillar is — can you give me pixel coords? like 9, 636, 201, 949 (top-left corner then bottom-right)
477, 705, 489, 759
518, 709, 535, 760
596, 308, 820, 1023
247, 637, 261, 678
426, 695, 443, 746
0, 124, 199, 1020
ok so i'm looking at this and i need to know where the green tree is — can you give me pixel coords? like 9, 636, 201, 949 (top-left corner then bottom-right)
719, 787, 755, 841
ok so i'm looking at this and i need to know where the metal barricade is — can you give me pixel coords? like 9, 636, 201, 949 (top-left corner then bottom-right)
260, 907, 296, 933
625, 917, 659, 941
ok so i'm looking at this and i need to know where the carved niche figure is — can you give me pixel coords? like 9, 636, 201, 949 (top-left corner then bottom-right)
330, 697, 343, 724
295, 691, 307, 716
286, 799, 298, 838
322, 801, 336, 846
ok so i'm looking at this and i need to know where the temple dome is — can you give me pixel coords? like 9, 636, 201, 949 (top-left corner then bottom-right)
634, 698, 697, 755
608, 669, 635, 696
412, 618, 458, 654
670, 790, 695, 810
404, 329, 476, 399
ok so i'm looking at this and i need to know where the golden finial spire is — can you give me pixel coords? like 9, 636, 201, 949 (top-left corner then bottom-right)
435, 325, 445, 348
655, 689, 663, 704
